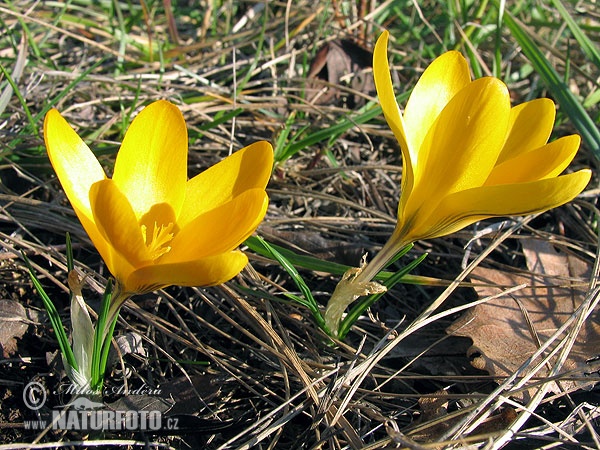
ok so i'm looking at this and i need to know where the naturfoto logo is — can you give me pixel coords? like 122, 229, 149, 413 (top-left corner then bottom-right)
23, 381, 178, 432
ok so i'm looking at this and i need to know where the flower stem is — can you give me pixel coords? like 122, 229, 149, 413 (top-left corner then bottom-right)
354, 237, 408, 285
324, 236, 409, 335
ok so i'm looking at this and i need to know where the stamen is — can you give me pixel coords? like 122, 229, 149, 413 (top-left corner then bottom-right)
141, 222, 174, 260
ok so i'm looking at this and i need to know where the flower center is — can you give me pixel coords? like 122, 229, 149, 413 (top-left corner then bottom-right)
138, 203, 178, 262
141, 221, 174, 261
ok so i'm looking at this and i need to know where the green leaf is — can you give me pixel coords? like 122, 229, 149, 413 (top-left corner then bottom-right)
245, 235, 441, 286
90, 279, 114, 392
251, 236, 331, 335
22, 253, 77, 372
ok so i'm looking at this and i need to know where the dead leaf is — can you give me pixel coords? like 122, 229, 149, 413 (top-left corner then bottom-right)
403, 390, 451, 444
115, 332, 147, 358
418, 390, 449, 421
306, 39, 373, 107
447, 239, 599, 400
107, 332, 148, 369
0, 300, 30, 357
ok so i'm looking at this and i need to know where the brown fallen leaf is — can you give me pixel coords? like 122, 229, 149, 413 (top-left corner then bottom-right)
447, 239, 599, 400
0, 299, 31, 357
306, 39, 374, 107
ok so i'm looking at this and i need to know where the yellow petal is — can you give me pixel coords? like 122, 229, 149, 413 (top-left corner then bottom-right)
44, 109, 106, 222
112, 100, 188, 220
373, 31, 411, 160
485, 135, 581, 185
403, 50, 471, 161
124, 251, 249, 293
75, 213, 117, 278
165, 189, 268, 262
496, 98, 555, 164
177, 141, 273, 228
44, 109, 112, 266
373, 31, 415, 210
404, 77, 511, 215
89, 179, 147, 281
413, 170, 591, 240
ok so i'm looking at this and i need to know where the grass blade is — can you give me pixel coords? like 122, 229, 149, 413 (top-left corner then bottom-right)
275, 93, 410, 163
0, 31, 27, 117
549, 0, 600, 69
504, 12, 600, 160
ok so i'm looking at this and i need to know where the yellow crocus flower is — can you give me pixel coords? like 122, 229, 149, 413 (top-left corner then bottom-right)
45, 100, 273, 302
324, 31, 591, 334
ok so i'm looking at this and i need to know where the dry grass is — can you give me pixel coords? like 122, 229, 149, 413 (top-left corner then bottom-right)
0, 1, 599, 448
